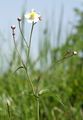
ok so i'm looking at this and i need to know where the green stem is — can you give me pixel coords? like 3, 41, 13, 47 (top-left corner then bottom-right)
12, 32, 26, 68
28, 22, 34, 59
18, 21, 29, 49
7, 103, 11, 120
37, 97, 39, 120
12, 22, 35, 94
12, 33, 35, 96
18, 21, 29, 66
24, 22, 35, 95
25, 68, 35, 95
35, 77, 40, 120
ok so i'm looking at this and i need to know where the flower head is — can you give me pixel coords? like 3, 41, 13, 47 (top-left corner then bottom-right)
73, 51, 77, 55
11, 25, 16, 30
17, 17, 22, 22
25, 9, 41, 23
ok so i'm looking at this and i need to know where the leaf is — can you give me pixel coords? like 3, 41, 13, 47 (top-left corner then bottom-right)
14, 66, 24, 73
39, 89, 49, 95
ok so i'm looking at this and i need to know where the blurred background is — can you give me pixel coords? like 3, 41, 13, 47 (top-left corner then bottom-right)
0, 0, 82, 72
0, 0, 83, 120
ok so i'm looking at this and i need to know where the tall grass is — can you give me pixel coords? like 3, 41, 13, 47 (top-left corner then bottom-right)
0, 6, 83, 120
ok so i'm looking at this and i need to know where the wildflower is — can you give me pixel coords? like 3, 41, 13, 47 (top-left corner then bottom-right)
73, 51, 77, 55
25, 9, 41, 23
11, 25, 16, 36
17, 17, 22, 22
11, 25, 16, 30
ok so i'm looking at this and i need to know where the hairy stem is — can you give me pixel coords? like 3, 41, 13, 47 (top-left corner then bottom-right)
12, 30, 26, 68
28, 22, 34, 59
37, 97, 39, 120
25, 68, 35, 95
18, 21, 29, 49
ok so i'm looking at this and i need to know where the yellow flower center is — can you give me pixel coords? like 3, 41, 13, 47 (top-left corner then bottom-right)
25, 9, 41, 23
28, 11, 37, 20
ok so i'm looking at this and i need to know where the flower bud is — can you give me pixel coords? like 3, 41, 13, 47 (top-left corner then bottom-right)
17, 17, 21, 22
73, 51, 77, 55
11, 25, 16, 30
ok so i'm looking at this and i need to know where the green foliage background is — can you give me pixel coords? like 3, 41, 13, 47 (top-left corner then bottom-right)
0, 7, 83, 120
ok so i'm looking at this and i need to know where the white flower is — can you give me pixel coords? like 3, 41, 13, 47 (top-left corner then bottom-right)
73, 51, 77, 55
25, 9, 41, 23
